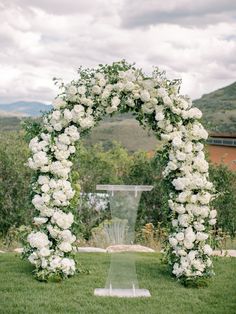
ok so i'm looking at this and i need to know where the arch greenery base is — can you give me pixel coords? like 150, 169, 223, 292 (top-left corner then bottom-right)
24, 60, 216, 285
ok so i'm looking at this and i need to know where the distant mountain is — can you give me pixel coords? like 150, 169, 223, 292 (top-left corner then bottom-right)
0, 101, 52, 117
193, 82, 236, 133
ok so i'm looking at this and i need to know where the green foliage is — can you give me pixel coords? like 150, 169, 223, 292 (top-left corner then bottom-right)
74, 141, 132, 193
21, 118, 43, 142
0, 129, 236, 241
0, 132, 32, 235
209, 163, 236, 236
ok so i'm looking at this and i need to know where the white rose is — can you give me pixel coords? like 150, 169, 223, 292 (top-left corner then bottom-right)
140, 90, 151, 102
178, 214, 190, 227
50, 256, 61, 270
41, 184, 50, 193
184, 240, 194, 249
60, 230, 76, 243
58, 242, 72, 253
92, 85, 101, 95
187, 108, 202, 119
67, 85, 77, 95
64, 109, 73, 121
209, 218, 217, 225
52, 98, 66, 109
185, 227, 196, 242
60, 258, 76, 275
52, 110, 61, 121
172, 136, 183, 148
198, 192, 212, 205
78, 85, 86, 95
176, 191, 191, 203
125, 82, 135, 91
33, 217, 48, 225
101, 90, 110, 99
196, 232, 208, 241
194, 222, 205, 231
79, 116, 94, 129
169, 237, 178, 246
176, 232, 184, 241
176, 151, 186, 161
172, 219, 178, 227
209, 210, 217, 219
98, 78, 106, 87
38, 175, 50, 185
203, 244, 213, 256
52, 211, 74, 229
155, 112, 165, 121
111, 96, 120, 107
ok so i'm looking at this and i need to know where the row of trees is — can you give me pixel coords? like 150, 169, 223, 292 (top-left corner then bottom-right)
0, 130, 236, 239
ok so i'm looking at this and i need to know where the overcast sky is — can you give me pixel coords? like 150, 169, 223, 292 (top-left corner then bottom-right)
0, 0, 235, 103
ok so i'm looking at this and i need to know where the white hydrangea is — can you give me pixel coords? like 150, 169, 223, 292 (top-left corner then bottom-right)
52, 210, 74, 230
28, 232, 50, 249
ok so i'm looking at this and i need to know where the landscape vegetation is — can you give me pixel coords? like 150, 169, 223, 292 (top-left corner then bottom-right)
0, 81, 236, 313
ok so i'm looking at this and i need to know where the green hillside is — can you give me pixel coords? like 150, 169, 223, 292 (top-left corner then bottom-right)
85, 114, 159, 152
193, 81, 236, 133
0, 115, 158, 152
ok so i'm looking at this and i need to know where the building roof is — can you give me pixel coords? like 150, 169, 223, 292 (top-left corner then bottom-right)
209, 132, 236, 139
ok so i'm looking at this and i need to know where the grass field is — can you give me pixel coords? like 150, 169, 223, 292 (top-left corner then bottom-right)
0, 253, 235, 314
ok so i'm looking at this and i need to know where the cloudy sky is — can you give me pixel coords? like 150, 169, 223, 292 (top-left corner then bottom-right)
0, 0, 236, 103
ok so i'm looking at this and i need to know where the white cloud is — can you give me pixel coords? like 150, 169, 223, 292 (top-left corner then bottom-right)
0, 0, 235, 103
120, 0, 236, 28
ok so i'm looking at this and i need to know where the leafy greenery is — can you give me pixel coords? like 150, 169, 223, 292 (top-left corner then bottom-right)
0, 253, 236, 314
0, 132, 32, 236
0, 130, 236, 240
209, 164, 236, 236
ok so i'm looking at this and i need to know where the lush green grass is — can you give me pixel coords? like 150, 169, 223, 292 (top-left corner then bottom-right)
0, 253, 236, 314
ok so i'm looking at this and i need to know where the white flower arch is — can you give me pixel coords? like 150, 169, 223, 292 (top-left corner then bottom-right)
25, 61, 216, 283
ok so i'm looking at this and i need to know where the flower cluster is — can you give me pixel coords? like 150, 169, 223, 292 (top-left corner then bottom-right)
25, 61, 215, 282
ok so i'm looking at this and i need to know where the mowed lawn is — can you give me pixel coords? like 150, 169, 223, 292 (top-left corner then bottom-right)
0, 253, 235, 314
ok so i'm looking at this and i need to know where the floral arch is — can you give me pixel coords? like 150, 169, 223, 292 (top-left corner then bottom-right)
25, 60, 216, 284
